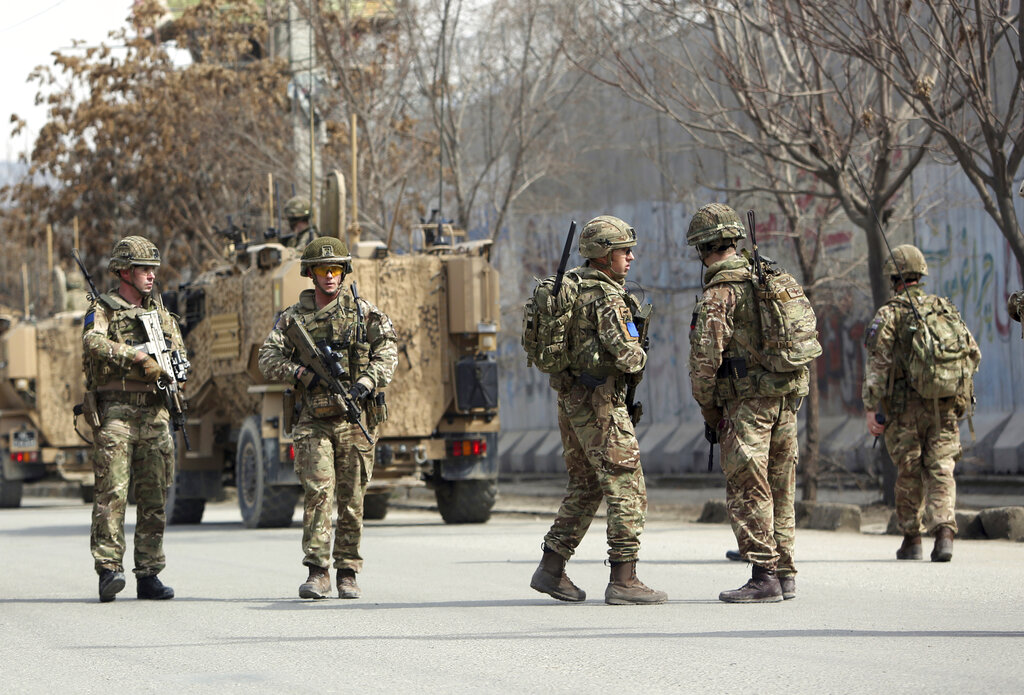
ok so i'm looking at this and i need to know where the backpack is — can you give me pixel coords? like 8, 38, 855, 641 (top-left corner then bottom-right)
895, 294, 978, 399
729, 266, 822, 373
521, 271, 581, 374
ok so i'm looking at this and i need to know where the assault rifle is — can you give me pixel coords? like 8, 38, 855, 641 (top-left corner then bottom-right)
625, 301, 653, 426
71, 248, 100, 302
138, 311, 192, 451
746, 210, 767, 289
551, 220, 577, 297
283, 319, 371, 442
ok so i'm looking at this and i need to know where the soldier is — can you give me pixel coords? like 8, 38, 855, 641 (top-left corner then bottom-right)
82, 236, 184, 602
1009, 290, 1023, 339
258, 237, 397, 599
687, 203, 806, 603
529, 215, 667, 606
863, 244, 981, 562
282, 196, 319, 248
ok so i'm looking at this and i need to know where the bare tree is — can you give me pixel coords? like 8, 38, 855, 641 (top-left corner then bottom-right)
404, 0, 588, 240
795, 0, 1024, 271
566, 0, 933, 309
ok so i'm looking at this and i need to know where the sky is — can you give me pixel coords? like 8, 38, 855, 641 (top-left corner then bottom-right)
0, 1, 134, 162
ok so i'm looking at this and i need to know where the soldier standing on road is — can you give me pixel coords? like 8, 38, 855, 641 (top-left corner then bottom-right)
687, 203, 806, 603
863, 245, 981, 563
259, 237, 397, 599
83, 236, 184, 602
530, 215, 667, 606
282, 196, 319, 248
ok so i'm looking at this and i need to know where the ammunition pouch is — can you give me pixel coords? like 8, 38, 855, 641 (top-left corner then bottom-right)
366, 392, 388, 430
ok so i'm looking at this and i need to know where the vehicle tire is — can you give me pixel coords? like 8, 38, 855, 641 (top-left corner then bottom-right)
80, 484, 94, 504
363, 491, 390, 521
0, 474, 23, 508
236, 416, 299, 528
434, 479, 496, 524
166, 472, 205, 525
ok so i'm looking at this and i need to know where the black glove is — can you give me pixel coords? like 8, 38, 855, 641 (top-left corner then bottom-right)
349, 382, 370, 405
704, 421, 719, 445
296, 367, 320, 390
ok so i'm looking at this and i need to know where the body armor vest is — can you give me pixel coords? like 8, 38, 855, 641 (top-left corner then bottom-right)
84, 293, 177, 390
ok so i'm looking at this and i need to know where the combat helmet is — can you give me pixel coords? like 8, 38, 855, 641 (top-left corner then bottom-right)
108, 236, 161, 274
578, 215, 637, 260
882, 244, 928, 281
300, 237, 352, 277
686, 203, 746, 248
284, 196, 312, 220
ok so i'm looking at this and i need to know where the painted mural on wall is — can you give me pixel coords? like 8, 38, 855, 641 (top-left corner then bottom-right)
492, 164, 1024, 431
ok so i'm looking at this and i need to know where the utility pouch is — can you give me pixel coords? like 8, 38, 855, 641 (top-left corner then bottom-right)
82, 391, 101, 429
366, 391, 388, 429
282, 389, 296, 435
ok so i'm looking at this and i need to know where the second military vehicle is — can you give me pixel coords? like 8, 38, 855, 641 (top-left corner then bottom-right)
163, 171, 500, 527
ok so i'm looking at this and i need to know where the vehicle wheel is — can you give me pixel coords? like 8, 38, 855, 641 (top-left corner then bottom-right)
166, 471, 205, 525
0, 474, 23, 508
80, 484, 94, 504
363, 491, 390, 521
236, 416, 299, 528
434, 479, 496, 524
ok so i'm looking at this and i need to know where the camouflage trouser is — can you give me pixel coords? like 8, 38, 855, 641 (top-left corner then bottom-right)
293, 413, 375, 572
543, 379, 647, 564
719, 396, 799, 575
90, 401, 174, 577
884, 397, 960, 536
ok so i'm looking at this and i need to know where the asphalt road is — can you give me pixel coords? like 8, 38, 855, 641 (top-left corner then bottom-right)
2, 496, 1023, 694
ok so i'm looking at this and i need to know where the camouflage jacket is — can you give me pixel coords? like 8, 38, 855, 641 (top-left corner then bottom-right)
862, 284, 981, 412
688, 255, 808, 410
561, 266, 647, 383
82, 291, 185, 391
258, 287, 397, 417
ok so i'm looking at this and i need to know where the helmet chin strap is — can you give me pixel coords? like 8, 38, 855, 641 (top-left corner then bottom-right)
313, 273, 344, 298
120, 268, 150, 299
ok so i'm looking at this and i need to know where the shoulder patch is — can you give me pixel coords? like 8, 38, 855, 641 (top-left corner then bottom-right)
84, 310, 95, 330
865, 315, 884, 348
618, 306, 638, 341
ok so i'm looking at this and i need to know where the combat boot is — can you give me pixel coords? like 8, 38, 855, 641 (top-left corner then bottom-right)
604, 560, 667, 605
779, 574, 796, 600
98, 569, 126, 603
337, 568, 361, 599
137, 574, 174, 600
931, 526, 954, 563
896, 534, 923, 560
530, 546, 586, 602
719, 564, 783, 603
298, 565, 330, 599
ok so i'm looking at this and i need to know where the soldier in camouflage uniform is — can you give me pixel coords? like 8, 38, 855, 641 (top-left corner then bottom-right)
1009, 290, 1023, 340
863, 244, 981, 562
83, 236, 185, 602
259, 237, 397, 599
530, 215, 667, 606
281, 196, 319, 248
687, 203, 806, 603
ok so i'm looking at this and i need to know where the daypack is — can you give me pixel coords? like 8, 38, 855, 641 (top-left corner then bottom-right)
894, 294, 978, 399
728, 266, 822, 373
521, 271, 581, 374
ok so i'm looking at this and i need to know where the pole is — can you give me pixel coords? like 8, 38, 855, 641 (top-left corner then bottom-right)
46, 224, 54, 308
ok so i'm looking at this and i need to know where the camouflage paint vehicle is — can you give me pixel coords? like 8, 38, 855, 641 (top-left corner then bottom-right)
0, 309, 93, 507
162, 172, 500, 527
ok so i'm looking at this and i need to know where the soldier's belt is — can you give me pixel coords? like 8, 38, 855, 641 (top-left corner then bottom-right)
98, 391, 163, 407
96, 380, 159, 394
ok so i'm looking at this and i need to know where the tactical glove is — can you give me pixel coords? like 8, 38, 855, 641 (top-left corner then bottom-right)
139, 355, 170, 384
349, 382, 370, 405
700, 406, 723, 431
296, 367, 320, 390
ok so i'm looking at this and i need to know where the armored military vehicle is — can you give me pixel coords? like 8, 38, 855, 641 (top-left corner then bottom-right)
0, 309, 93, 506
163, 171, 500, 527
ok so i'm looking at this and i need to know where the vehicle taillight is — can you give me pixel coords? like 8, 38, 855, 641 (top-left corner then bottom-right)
11, 451, 39, 463
449, 439, 487, 457
288, 444, 295, 461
